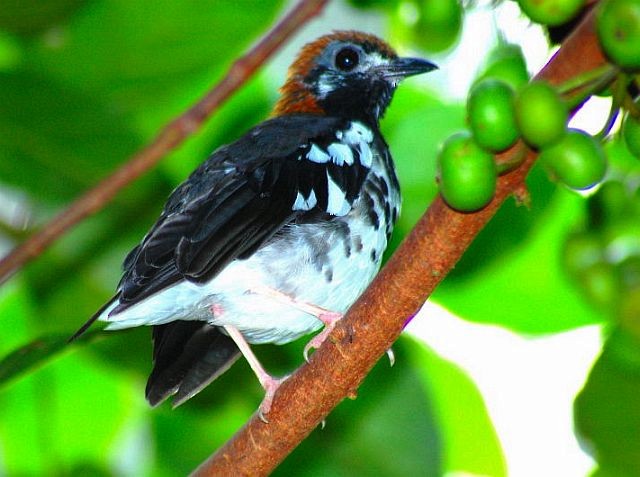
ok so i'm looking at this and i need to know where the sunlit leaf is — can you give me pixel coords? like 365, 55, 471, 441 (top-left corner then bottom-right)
575, 328, 640, 477
434, 187, 605, 334
0, 0, 87, 36
277, 337, 443, 476
406, 335, 507, 477
0, 71, 140, 203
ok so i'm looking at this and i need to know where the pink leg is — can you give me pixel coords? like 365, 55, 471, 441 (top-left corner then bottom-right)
248, 285, 344, 361
302, 311, 343, 362
223, 325, 286, 422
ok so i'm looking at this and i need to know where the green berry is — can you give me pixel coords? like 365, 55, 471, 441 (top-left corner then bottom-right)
596, 0, 640, 70
517, 0, 586, 26
622, 113, 640, 158
588, 180, 629, 226
603, 221, 640, 265
563, 232, 603, 276
579, 261, 620, 308
620, 255, 640, 290
477, 43, 530, 91
540, 129, 607, 190
437, 131, 497, 212
418, 0, 462, 52
515, 81, 568, 148
467, 79, 519, 152
397, 0, 463, 53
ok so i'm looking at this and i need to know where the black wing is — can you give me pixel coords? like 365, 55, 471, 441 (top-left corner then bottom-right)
112, 114, 372, 313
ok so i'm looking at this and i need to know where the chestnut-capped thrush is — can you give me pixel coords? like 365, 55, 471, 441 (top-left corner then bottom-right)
73, 31, 437, 417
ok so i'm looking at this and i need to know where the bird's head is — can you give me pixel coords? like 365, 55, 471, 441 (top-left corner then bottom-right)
273, 31, 437, 125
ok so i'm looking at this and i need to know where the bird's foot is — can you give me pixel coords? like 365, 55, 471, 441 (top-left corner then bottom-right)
303, 311, 343, 362
257, 374, 289, 423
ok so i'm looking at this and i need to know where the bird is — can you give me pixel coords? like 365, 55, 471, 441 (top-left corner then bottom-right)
72, 30, 437, 418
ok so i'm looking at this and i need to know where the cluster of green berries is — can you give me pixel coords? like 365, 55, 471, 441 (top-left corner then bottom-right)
515, 0, 640, 327
564, 173, 640, 334
350, 0, 463, 53
437, 47, 606, 212
438, 0, 640, 212
516, 0, 640, 71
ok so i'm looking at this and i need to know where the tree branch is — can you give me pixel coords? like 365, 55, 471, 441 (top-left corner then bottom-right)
0, 0, 329, 285
191, 8, 606, 477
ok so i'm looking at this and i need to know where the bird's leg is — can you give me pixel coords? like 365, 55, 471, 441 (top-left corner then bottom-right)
247, 285, 343, 361
223, 324, 287, 422
301, 311, 343, 362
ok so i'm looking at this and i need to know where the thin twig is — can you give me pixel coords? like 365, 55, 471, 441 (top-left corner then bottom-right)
191, 8, 607, 477
0, 0, 330, 285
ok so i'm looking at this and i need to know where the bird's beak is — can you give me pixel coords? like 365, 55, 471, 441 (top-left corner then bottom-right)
379, 57, 438, 82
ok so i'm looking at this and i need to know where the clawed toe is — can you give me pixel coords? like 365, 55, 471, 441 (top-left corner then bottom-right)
303, 327, 332, 362
257, 375, 288, 423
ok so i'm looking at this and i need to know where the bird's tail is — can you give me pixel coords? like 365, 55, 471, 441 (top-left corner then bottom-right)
146, 320, 241, 407
68, 295, 119, 342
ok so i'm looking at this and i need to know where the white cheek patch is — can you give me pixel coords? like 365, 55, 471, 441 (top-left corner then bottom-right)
292, 189, 318, 211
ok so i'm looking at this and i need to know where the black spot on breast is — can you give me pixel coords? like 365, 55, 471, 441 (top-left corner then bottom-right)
362, 193, 380, 230
335, 221, 352, 258
370, 249, 377, 262
304, 234, 330, 272
368, 208, 380, 230
379, 178, 389, 196
353, 236, 363, 252
383, 201, 391, 223
367, 174, 388, 205
324, 269, 333, 282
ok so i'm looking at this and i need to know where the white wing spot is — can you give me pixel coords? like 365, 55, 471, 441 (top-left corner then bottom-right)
292, 189, 318, 211
344, 121, 374, 144
307, 144, 330, 163
326, 170, 350, 216
328, 143, 354, 166
359, 142, 373, 168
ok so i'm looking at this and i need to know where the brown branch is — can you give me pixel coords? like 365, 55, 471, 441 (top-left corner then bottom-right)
191, 8, 607, 477
0, 0, 329, 286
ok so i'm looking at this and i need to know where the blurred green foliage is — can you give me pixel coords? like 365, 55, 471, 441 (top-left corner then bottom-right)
0, 0, 635, 476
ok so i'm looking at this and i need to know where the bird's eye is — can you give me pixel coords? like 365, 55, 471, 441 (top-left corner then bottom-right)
334, 47, 360, 72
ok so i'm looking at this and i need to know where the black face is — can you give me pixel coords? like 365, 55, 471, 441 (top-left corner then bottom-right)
305, 41, 398, 124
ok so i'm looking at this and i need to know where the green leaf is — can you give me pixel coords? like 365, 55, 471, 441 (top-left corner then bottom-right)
575, 328, 640, 477
0, 333, 70, 387
406, 335, 507, 477
0, 280, 141, 474
0, 350, 142, 474
28, 0, 284, 124
0, 70, 140, 203
0, 279, 33, 353
276, 337, 443, 476
449, 163, 556, 278
0, 0, 88, 36
434, 186, 605, 334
